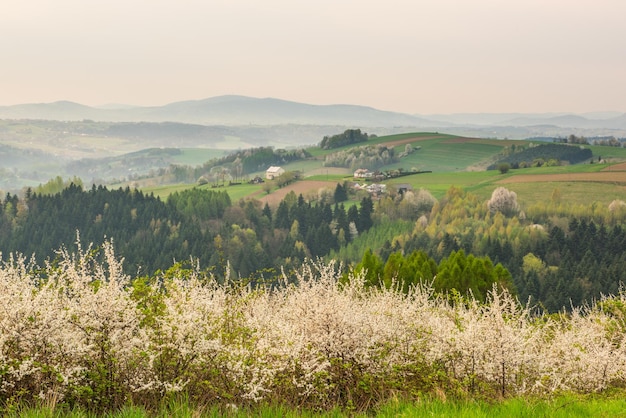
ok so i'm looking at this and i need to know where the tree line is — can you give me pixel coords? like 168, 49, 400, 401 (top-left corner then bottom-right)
489, 143, 593, 169
0, 184, 373, 280
319, 128, 371, 150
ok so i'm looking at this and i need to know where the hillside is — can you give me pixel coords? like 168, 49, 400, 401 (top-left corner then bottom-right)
137, 132, 626, 208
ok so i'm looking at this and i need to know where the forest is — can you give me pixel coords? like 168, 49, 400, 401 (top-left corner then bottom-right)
1, 180, 624, 312
0, 184, 373, 280
319, 128, 371, 149
489, 143, 593, 169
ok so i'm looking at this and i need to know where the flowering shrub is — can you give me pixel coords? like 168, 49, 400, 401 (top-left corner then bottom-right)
1, 242, 626, 413
487, 187, 520, 217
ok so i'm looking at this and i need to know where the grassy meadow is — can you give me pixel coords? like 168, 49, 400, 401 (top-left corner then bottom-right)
172, 148, 230, 166
141, 137, 626, 209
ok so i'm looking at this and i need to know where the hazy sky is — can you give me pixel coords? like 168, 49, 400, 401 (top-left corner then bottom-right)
2, 0, 625, 114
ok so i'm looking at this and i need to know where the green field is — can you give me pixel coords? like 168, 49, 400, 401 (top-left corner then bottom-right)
588, 144, 626, 159
198, 182, 263, 201
171, 148, 230, 165
139, 133, 626, 208
387, 139, 506, 172
386, 170, 500, 198
493, 181, 625, 207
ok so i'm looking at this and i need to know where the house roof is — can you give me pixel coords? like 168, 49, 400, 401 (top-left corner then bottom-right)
266, 166, 283, 173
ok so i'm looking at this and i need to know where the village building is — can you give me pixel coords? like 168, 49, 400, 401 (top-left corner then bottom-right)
353, 168, 373, 178
265, 166, 285, 180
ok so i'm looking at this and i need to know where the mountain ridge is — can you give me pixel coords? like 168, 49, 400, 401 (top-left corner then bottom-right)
0, 96, 441, 127
1, 96, 625, 130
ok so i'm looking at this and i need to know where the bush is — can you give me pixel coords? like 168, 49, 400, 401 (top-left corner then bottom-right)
487, 187, 520, 217
497, 163, 511, 174
2, 243, 626, 413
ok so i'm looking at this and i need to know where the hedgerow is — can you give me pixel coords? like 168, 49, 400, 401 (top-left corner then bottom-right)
1, 240, 625, 414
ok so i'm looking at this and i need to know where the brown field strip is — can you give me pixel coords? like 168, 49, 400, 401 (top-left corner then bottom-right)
603, 162, 626, 171
256, 180, 337, 206
498, 172, 626, 184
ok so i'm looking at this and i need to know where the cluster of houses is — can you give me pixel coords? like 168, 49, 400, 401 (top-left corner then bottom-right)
353, 182, 387, 197
259, 166, 412, 198
353, 168, 415, 197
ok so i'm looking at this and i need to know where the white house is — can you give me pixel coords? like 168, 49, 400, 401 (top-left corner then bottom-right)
353, 168, 372, 178
265, 166, 285, 180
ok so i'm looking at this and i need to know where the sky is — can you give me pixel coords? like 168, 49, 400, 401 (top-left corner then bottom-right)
2, 0, 625, 114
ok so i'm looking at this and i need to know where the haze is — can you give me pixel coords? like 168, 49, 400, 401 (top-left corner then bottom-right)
2, 0, 625, 114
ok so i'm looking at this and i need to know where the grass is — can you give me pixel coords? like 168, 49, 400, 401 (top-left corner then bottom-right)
375, 395, 626, 418
588, 144, 626, 159
135, 134, 626, 207
283, 134, 512, 185
141, 161, 626, 209
385, 170, 500, 199
143, 182, 265, 201
495, 181, 626, 207
281, 158, 326, 174
7, 394, 626, 417
142, 183, 201, 200
171, 148, 230, 166
388, 139, 507, 172
306, 132, 448, 158
198, 182, 263, 202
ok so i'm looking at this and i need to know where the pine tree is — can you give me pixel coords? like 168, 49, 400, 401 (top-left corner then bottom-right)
334, 182, 348, 203
358, 196, 374, 231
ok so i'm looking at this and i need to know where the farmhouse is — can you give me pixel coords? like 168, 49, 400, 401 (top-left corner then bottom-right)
354, 168, 373, 178
265, 166, 285, 180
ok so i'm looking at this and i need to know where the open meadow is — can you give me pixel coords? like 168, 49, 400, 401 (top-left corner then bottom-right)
140, 133, 626, 210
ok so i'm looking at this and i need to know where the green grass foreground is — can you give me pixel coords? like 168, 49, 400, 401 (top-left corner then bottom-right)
9, 394, 626, 417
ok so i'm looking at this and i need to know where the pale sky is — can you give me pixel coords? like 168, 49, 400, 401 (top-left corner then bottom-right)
2, 0, 625, 114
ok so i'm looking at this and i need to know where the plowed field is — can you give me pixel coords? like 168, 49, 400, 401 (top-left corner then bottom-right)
255, 180, 337, 206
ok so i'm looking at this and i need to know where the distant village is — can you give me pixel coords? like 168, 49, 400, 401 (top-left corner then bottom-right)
254, 166, 429, 198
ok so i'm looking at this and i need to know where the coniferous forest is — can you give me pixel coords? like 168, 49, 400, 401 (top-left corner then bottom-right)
0, 185, 373, 280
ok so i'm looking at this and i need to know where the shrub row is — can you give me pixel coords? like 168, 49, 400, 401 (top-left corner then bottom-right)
1, 242, 625, 413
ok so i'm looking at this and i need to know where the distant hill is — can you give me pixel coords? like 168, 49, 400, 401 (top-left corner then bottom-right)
424, 112, 626, 130
0, 96, 442, 128
2, 96, 625, 135
500, 114, 626, 129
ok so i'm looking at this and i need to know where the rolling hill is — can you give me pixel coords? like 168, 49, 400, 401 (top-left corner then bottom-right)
0, 96, 441, 127
3, 95, 625, 131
